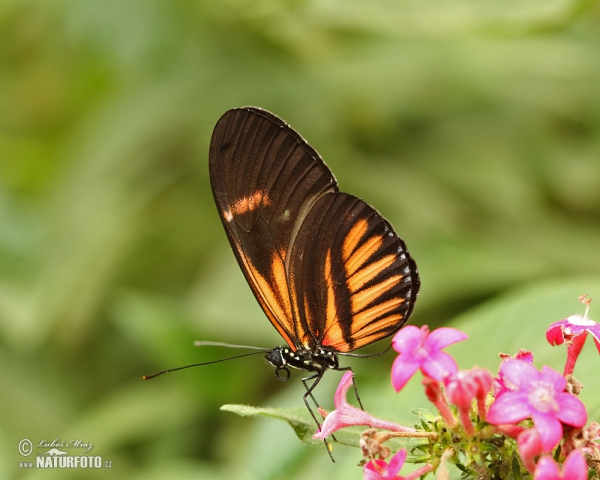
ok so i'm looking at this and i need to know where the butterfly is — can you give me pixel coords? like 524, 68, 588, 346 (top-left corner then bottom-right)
209, 107, 420, 446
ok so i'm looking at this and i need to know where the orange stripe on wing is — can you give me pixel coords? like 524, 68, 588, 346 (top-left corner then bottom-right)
351, 274, 403, 314
347, 314, 404, 349
351, 296, 405, 334
346, 235, 383, 274
347, 254, 397, 293
342, 218, 368, 261
321, 249, 344, 350
237, 249, 297, 351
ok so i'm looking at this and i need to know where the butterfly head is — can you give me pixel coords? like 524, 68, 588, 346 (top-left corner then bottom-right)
265, 346, 340, 381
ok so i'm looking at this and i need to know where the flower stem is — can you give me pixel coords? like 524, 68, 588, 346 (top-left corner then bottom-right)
405, 463, 435, 480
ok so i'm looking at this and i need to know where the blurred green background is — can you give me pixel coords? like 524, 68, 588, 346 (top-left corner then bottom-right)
2, 1, 600, 478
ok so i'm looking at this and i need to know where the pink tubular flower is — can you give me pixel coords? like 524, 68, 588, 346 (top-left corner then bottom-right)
517, 428, 544, 474
363, 449, 407, 480
391, 325, 468, 392
546, 309, 600, 376
487, 360, 587, 451
423, 377, 456, 428
533, 450, 588, 480
313, 372, 414, 440
444, 367, 493, 434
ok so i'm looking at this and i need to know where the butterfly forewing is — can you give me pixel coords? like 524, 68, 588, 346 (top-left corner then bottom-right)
209, 107, 419, 356
209, 107, 338, 351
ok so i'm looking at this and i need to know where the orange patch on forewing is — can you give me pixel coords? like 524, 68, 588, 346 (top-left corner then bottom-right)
348, 254, 396, 293
270, 252, 292, 320
346, 235, 382, 274
230, 190, 270, 216
238, 252, 295, 350
351, 274, 403, 314
351, 297, 405, 334
301, 295, 315, 347
343, 219, 369, 261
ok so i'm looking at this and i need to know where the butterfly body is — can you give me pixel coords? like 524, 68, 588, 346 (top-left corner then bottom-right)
265, 345, 339, 380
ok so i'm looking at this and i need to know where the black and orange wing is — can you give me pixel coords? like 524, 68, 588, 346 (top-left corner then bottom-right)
209, 107, 419, 354
288, 193, 419, 352
209, 107, 337, 351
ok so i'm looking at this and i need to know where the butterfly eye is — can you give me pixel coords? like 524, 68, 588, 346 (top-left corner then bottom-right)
265, 349, 283, 367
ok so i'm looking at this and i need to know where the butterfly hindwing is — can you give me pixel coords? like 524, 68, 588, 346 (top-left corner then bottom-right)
209, 107, 337, 351
209, 107, 419, 355
289, 193, 419, 352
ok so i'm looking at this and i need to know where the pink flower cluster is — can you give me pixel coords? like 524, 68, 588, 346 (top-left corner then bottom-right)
312, 297, 599, 479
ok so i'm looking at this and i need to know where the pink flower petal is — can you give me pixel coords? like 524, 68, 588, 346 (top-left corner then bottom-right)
518, 428, 543, 474
500, 359, 539, 390
392, 325, 424, 353
334, 371, 354, 407
555, 394, 587, 428
546, 322, 567, 346
531, 411, 563, 452
534, 450, 588, 480
539, 365, 566, 392
562, 450, 588, 480
364, 459, 391, 480
487, 391, 532, 424
363, 449, 408, 480
421, 351, 458, 381
391, 354, 421, 392
444, 371, 477, 410
387, 449, 408, 477
588, 324, 600, 353
314, 372, 414, 439
534, 456, 561, 479
425, 327, 468, 351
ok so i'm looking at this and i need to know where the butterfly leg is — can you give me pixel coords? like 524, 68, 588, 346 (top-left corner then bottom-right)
302, 373, 335, 462
301, 376, 322, 414
301, 373, 324, 428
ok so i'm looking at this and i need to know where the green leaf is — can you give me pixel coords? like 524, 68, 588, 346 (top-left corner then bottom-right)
221, 405, 320, 445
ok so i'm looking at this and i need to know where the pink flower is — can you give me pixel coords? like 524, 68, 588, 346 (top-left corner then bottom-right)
313, 372, 414, 440
423, 377, 456, 428
533, 450, 588, 480
517, 428, 544, 474
487, 360, 587, 451
498, 349, 534, 363
494, 350, 534, 397
363, 449, 407, 480
391, 325, 468, 392
547, 312, 600, 376
444, 367, 493, 434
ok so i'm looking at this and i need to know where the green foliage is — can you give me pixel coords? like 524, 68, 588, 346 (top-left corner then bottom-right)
1, 0, 600, 479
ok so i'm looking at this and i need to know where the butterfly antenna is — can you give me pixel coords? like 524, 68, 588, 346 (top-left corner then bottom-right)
194, 340, 268, 350
142, 350, 270, 380
337, 343, 394, 359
